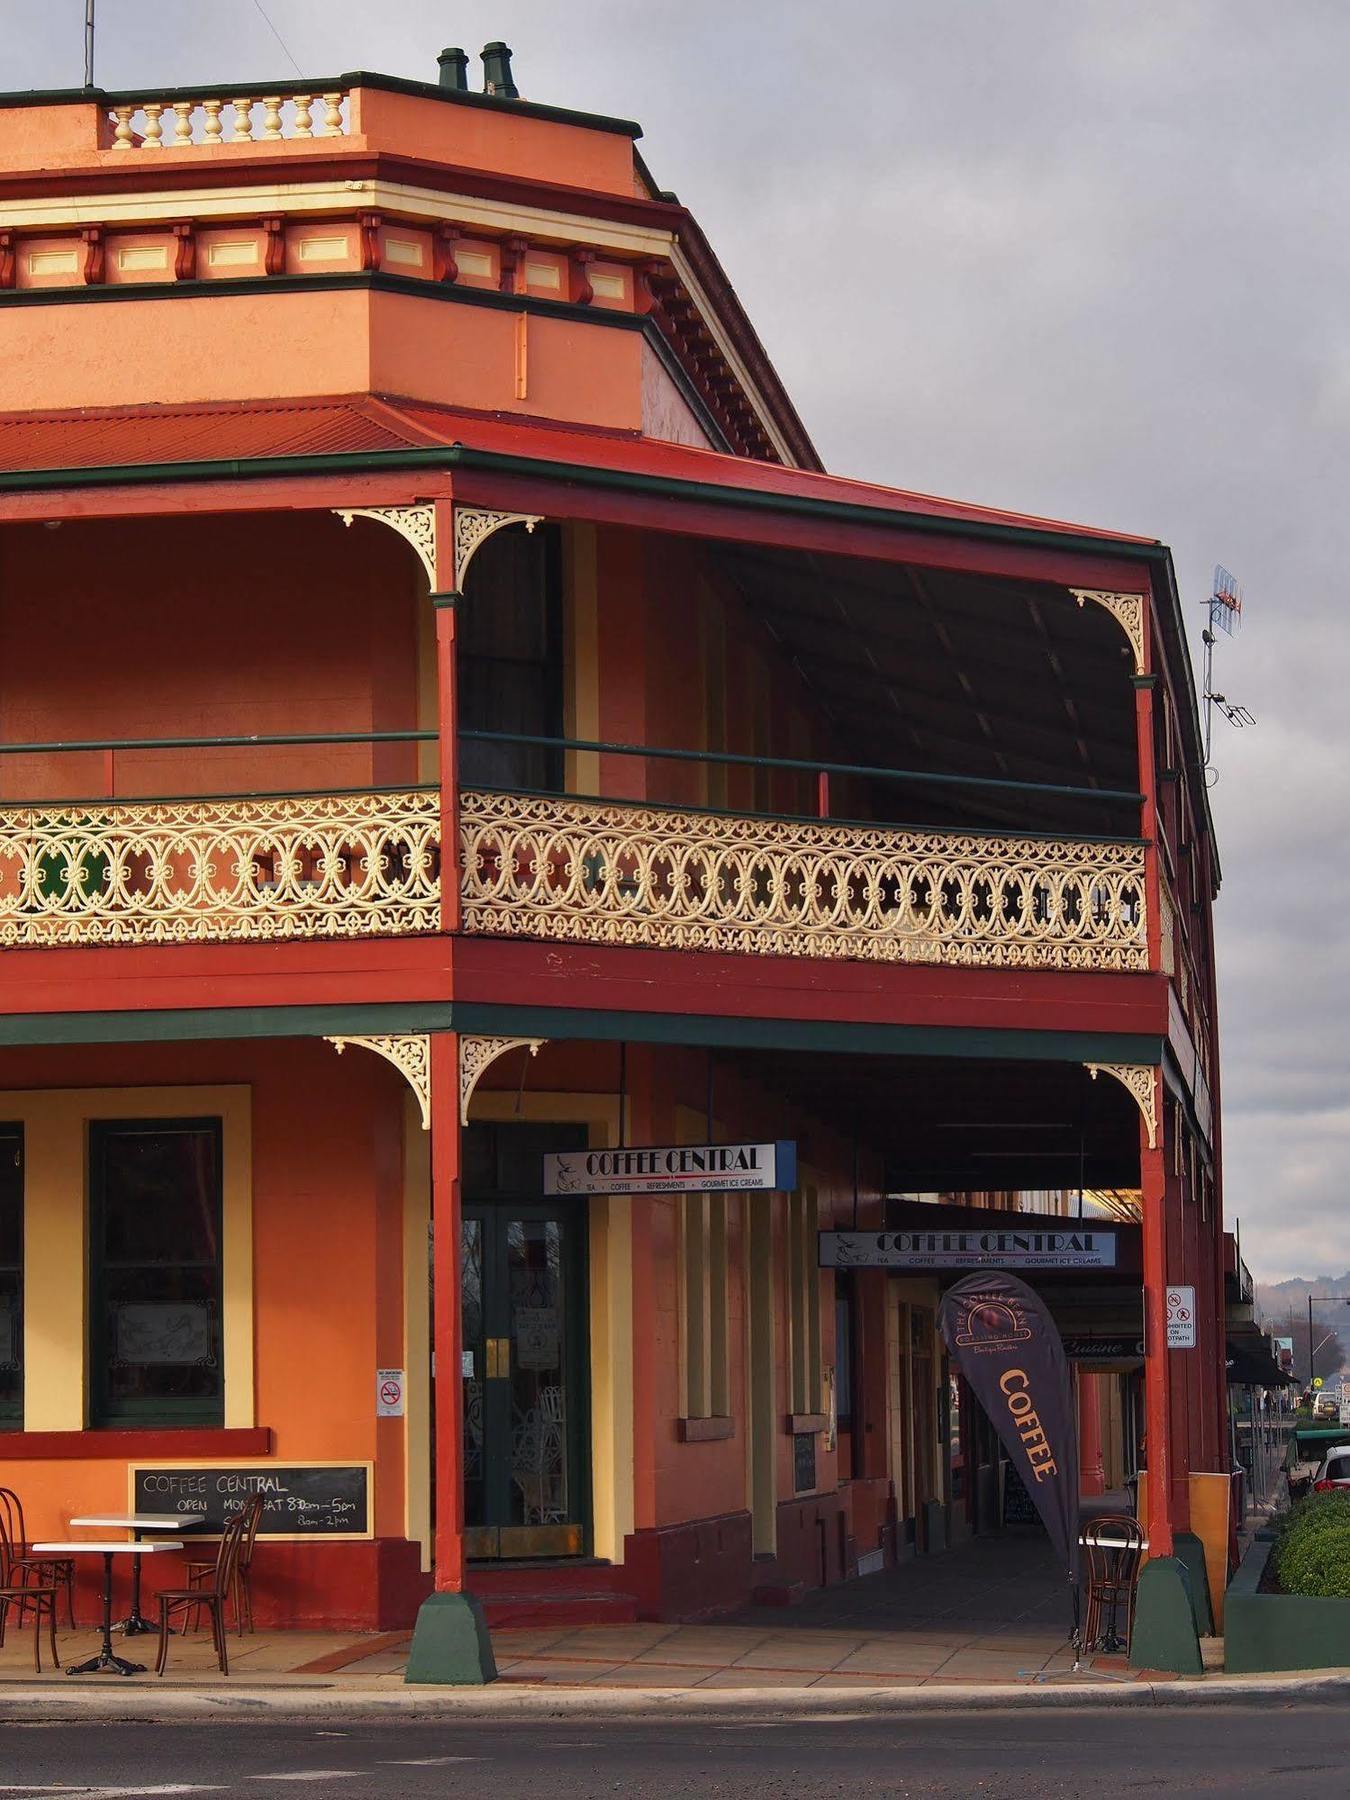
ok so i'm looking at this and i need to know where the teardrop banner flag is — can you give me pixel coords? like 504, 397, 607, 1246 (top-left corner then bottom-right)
938, 1270, 1081, 1599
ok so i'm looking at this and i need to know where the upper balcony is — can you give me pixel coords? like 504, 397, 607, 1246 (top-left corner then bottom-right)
0, 499, 1153, 979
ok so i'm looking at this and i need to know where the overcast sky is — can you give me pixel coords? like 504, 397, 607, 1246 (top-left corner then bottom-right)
14, 3, 1348, 1284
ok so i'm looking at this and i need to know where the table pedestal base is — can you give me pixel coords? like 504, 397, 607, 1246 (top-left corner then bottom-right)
67, 1647, 145, 1677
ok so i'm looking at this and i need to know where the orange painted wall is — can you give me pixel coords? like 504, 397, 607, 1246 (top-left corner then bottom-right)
368, 290, 643, 430
349, 86, 637, 194
0, 512, 422, 802
0, 290, 373, 412
0, 1037, 411, 1545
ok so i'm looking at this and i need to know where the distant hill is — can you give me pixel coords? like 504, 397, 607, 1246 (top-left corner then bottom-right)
1259, 1273, 1350, 1318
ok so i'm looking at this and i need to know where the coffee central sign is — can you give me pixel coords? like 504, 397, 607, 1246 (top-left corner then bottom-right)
543, 1140, 796, 1197
819, 1228, 1117, 1271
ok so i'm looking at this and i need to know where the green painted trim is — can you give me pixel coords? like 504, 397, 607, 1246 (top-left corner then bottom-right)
449, 1004, 1163, 1067
1131, 674, 1160, 690
1173, 1530, 1214, 1635
1128, 1556, 1203, 1675
403, 1591, 497, 1685
0, 1003, 453, 1047
0, 71, 642, 140
429, 592, 460, 610
0, 1000, 1165, 1066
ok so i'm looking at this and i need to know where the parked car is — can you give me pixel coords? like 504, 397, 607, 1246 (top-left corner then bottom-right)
1312, 1448, 1350, 1492
1314, 1389, 1341, 1419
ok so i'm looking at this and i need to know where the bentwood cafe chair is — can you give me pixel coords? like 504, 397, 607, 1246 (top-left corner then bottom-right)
0, 1488, 76, 1628
0, 1509, 59, 1674
155, 1506, 250, 1677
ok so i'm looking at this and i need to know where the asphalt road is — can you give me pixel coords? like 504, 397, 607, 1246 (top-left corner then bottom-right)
0, 1701, 1347, 1798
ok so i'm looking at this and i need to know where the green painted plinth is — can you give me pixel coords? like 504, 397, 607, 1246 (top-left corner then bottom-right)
404, 1591, 497, 1686
1173, 1530, 1214, 1635
1129, 1556, 1203, 1676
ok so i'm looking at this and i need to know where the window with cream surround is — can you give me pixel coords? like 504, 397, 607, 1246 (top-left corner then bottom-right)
4, 1085, 252, 1435
787, 1185, 823, 1417
0, 1128, 21, 1428
680, 1192, 729, 1420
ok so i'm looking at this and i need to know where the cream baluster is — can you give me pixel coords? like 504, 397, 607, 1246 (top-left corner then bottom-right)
261, 96, 283, 139
141, 102, 164, 148
230, 98, 254, 142
321, 92, 344, 136
111, 105, 135, 150
292, 94, 314, 137
172, 101, 194, 145
203, 100, 224, 143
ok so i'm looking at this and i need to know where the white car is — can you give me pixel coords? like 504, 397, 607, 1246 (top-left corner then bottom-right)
1312, 1447, 1350, 1493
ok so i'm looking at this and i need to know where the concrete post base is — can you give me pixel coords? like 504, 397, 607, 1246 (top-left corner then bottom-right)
1173, 1530, 1215, 1635
404, 1591, 497, 1685
1128, 1556, 1203, 1675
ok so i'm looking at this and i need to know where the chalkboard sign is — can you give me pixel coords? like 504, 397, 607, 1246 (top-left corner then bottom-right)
132, 1464, 370, 1539
1001, 1461, 1040, 1528
793, 1431, 817, 1495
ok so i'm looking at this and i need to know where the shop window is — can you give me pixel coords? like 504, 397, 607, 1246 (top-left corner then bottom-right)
89, 1119, 223, 1429
0, 1129, 21, 1428
787, 1187, 822, 1417
458, 524, 564, 793
681, 1193, 729, 1419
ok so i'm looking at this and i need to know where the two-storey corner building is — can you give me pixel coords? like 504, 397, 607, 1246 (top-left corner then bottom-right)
0, 44, 1224, 1676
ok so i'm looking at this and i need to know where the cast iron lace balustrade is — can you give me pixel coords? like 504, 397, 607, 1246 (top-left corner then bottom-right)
459, 791, 1148, 973
0, 789, 439, 947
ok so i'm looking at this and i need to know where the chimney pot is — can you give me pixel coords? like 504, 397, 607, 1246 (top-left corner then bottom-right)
481, 41, 519, 99
438, 46, 469, 91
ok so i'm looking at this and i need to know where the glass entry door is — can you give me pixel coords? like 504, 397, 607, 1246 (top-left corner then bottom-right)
461, 1126, 589, 1560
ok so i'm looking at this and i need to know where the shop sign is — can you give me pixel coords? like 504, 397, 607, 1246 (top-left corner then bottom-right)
376, 1369, 405, 1417
819, 1228, 1117, 1271
515, 1308, 560, 1371
543, 1140, 796, 1197
1065, 1337, 1144, 1361
1166, 1285, 1197, 1349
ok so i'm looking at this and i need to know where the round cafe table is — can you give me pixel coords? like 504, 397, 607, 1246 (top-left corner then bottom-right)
31, 1541, 182, 1676
69, 1514, 207, 1636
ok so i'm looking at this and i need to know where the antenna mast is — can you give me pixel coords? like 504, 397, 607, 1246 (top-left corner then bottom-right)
1201, 565, 1254, 775
84, 0, 96, 90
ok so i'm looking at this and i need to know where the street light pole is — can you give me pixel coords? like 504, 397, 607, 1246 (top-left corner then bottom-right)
1306, 1295, 1350, 1393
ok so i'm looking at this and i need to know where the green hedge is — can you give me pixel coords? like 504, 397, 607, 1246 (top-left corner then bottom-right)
1275, 1492, 1350, 1598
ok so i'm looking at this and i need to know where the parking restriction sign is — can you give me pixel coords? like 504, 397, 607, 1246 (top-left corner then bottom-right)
1165, 1286, 1197, 1349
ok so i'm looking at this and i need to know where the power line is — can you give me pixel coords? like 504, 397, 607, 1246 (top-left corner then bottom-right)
250, 0, 304, 77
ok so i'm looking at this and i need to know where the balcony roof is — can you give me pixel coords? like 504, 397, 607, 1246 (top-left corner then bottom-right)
0, 391, 1154, 548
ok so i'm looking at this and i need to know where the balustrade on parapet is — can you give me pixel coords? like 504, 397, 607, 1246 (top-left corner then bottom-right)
107, 89, 348, 150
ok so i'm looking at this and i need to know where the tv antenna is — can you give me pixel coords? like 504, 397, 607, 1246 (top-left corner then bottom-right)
84, 1, 96, 90
1201, 565, 1254, 775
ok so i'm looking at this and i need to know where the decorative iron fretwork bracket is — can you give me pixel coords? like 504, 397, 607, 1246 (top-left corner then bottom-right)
454, 507, 542, 591
335, 504, 437, 588
1085, 1062, 1158, 1150
1069, 589, 1146, 677
326, 1033, 432, 1130
460, 1035, 546, 1125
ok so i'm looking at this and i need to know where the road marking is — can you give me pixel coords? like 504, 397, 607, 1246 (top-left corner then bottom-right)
248, 1777, 359, 1786
386, 1758, 483, 1766
0, 1787, 225, 1797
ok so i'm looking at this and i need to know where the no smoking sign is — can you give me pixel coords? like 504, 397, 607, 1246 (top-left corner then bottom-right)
376, 1368, 406, 1417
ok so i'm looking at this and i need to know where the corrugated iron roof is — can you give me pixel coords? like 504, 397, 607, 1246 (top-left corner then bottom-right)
0, 395, 444, 471
0, 392, 1154, 546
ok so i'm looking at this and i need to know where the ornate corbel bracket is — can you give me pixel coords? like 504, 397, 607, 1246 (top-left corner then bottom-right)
1069, 589, 1146, 677
335, 504, 437, 588
326, 1033, 431, 1131
460, 1035, 546, 1125
1085, 1062, 1158, 1150
454, 507, 542, 591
